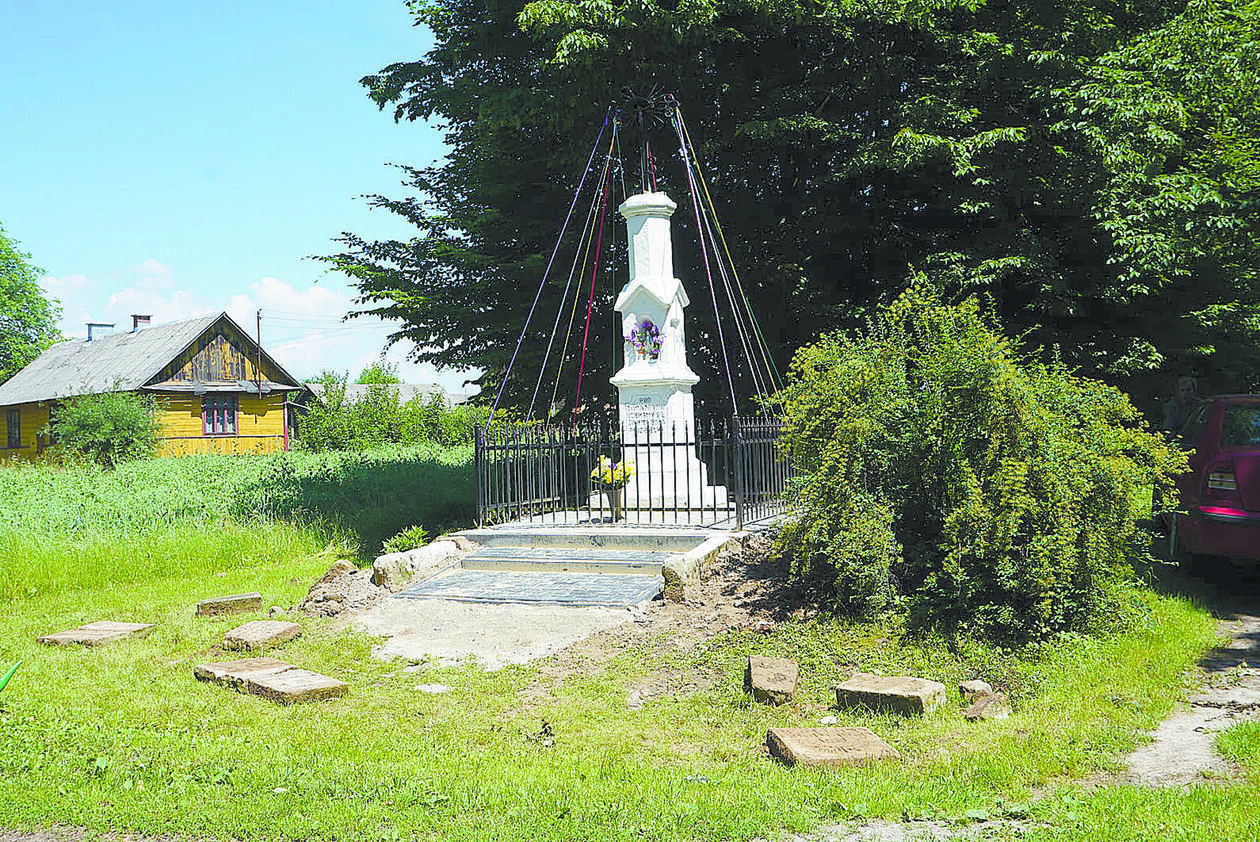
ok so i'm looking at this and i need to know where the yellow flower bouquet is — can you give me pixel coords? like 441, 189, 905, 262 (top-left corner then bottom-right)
590, 455, 634, 489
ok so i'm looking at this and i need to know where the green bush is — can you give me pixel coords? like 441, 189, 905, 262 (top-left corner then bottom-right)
775, 284, 1186, 643
296, 370, 487, 451
45, 391, 160, 468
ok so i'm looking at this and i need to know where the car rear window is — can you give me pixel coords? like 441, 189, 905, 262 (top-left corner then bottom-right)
1221, 405, 1260, 447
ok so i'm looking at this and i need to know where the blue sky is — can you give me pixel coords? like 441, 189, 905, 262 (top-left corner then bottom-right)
0, 1, 475, 392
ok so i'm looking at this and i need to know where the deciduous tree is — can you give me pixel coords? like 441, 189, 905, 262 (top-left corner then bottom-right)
325, 0, 1260, 414
0, 224, 60, 384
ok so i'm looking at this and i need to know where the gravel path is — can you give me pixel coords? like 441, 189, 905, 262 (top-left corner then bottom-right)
1126, 612, 1260, 786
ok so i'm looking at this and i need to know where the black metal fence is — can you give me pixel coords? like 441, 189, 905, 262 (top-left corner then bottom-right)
474, 416, 792, 529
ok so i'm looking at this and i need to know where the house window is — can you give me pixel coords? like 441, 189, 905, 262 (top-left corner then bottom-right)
202, 394, 238, 435
5, 409, 18, 449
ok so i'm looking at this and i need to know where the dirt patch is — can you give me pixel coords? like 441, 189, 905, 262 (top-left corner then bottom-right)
1126, 612, 1260, 787
298, 559, 386, 618
537, 533, 810, 680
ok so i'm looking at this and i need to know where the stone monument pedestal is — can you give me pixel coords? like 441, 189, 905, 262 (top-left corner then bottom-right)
609, 191, 727, 511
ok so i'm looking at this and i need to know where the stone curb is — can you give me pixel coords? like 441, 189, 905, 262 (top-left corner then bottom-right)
661, 532, 746, 602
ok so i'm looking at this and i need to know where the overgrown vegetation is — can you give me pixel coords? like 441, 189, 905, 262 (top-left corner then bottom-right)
0, 444, 473, 602
44, 391, 161, 468
775, 285, 1187, 643
0, 540, 1223, 840
297, 369, 486, 451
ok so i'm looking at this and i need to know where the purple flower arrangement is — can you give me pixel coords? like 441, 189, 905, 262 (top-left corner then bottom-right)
627, 318, 661, 359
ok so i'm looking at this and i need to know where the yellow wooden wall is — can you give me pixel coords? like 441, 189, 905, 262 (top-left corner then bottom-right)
0, 401, 51, 461
155, 392, 288, 457
0, 392, 289, 461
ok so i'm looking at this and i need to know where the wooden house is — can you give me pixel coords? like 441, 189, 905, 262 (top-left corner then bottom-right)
0, 312, 306, 459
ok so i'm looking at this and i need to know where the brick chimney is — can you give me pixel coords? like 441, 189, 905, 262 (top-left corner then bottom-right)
85, 322, 115, 341
131, 314, 152, 332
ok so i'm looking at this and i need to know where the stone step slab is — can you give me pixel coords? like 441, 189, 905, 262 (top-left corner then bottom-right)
835, 673, 947, 715
196, 593, 263, 617
766, 727, 901, 768
38, 621, 155, 647
195, 657, 347, 704
745, 655, 799, 705
224, 620, 302, 651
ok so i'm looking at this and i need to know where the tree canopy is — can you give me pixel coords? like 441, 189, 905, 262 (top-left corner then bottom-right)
0, 224, 61, 384
325, 0, 1260, 415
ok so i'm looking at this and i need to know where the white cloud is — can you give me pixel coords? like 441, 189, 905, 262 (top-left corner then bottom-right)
39, 259, 479, 396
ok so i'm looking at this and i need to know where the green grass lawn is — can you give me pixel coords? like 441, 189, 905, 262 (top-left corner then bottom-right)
0, 455, 1254, 840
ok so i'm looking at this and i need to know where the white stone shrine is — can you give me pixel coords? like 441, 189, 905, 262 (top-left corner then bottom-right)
610, 191, 728, 509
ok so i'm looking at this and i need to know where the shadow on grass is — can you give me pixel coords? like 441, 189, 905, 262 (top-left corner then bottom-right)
234, 449, 476, 556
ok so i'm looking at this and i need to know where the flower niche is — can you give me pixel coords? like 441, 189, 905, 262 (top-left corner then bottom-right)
627, 317, 661, 359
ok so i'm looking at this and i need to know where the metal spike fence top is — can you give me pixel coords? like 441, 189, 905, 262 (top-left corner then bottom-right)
475, 415, 792, 529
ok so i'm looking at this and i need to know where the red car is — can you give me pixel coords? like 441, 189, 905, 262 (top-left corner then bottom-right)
1164, 395, 1260, 562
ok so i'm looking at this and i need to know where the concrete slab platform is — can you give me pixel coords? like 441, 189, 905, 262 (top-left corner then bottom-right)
38, 621, 155, 647
196, 593, 263, 617
395, 569, 663, 608
224, 620, 302, 651
351, 598, 631, 670
835, 673, 947, 715
766, 727, 901, 768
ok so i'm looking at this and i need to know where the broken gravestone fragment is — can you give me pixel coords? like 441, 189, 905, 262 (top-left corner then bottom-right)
196, 593, 263, 617
766, 727, 900, 768
224, 620, 302, 651
964, 692, 1012, 721
959, 679, 994, 702
745, 655, 799, 705
38, 621, 155, 647
835, 673, 947, 715
195, 658, 347, 704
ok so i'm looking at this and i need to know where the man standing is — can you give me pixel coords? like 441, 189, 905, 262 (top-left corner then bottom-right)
1163, 376, 1203, 433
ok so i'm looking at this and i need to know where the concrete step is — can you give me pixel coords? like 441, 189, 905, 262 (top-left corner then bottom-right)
396, 568, 663, 608
463, 557, 664, 575
455, 527, 712, 552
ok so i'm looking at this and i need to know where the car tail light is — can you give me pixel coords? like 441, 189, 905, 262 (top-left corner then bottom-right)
1209, 470, 1239, 492
1204, 461, 1243, 505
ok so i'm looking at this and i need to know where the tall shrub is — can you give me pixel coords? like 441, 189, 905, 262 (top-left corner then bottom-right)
47, 392, 160, 468
776, 285, 1186, 642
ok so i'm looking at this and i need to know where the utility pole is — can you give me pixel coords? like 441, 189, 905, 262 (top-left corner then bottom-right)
256, 308, 263, 398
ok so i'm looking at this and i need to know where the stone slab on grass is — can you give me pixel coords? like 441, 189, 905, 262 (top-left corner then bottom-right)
964, 692, 1011, 721
195, 657, 346, 704
746, 655, 799, 705
38, 621, 155, 647
196, 593, 263, 617
766, 727, 901, 768
836, 673, 947, 715
244, 668, 348, 704
224, 620, 302, 651
195, 657, 292, 689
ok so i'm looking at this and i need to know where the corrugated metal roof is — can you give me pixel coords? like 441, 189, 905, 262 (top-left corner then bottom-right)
0, 312, 311, 407
0, 314, 219, 406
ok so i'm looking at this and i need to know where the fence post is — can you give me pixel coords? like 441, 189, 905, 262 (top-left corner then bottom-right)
732, 415, 745, 530
474, 425, 485, 527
